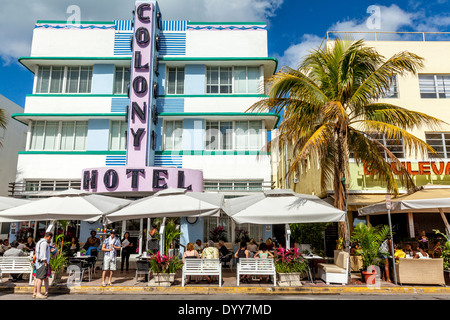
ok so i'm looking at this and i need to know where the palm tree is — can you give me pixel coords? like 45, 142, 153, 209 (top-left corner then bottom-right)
250, 39, 444, 242
0, 107, 7, 148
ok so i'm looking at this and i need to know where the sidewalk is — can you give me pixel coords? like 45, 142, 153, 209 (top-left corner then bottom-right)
1, 269, 449, 296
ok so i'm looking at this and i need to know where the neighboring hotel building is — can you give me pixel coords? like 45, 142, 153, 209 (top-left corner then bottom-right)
0, 95, 27, 239
274, 32, 450, 240
11, 1, 278, 248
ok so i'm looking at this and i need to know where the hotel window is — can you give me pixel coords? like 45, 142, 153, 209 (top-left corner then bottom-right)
368, 132, 404, 159
206, 66, 261, 94
164, 120, 183, 150
235, 120, 262, 150
109, 121, 127, 150
66, 66, 93, 93
36, 66, 64, 93
234, 66, 260, 93
29, 120, 87, 151
206, 67, 232, 94
35, 66, 93, 94
419, 74, 450, 99
114, 67, 131, 94
205, 121, 233, 150
383, 75, 398, 98
425, 132, 450, 158
60, 121, 88, 151
166, 67, 184, 94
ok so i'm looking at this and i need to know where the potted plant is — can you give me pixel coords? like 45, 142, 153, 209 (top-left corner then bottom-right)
148, 251, 183, 287
351, 222, 389, 284
274, 247, 308, 286
209, 226, 227, 242
433, 229, 450, 285
49, 253, 68, 286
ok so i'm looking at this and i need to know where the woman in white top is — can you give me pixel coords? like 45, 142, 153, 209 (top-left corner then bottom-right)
414, 247, 430, 259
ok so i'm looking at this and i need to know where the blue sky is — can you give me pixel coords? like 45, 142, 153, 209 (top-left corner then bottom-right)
0, 0, 450, 108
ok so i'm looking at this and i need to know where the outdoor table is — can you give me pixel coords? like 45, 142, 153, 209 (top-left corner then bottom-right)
302, 254, 324, 283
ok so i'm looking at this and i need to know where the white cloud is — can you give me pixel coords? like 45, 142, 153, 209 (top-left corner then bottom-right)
274, 4, 440, 69
274, 34, 323, 69
0, 0, 283, 64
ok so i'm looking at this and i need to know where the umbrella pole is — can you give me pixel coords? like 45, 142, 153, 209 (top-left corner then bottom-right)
159, 217, 166, 254
387, 208, 398, 285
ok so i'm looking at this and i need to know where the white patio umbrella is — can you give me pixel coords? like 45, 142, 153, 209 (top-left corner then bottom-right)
358, 184, 450, 234
0, 196, 31, 211
105, 188, 226, 253
0, 189, 132, 223
224, 189, 346, 224
104, 188, 225, 223
224, 189, 346, 250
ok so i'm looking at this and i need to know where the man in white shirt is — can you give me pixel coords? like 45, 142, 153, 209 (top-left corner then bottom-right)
33, 232, 53, 299
101, 229, 121, 287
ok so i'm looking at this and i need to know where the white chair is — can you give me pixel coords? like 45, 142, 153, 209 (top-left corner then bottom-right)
317, 250, 349, 285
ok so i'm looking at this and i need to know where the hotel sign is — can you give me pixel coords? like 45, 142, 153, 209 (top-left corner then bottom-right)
364, 161, 450, 176
81, 1, 204, 193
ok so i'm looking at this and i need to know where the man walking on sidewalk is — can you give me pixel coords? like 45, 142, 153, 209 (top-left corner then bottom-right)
33, 232, 53, 299
101, 229, 121, 287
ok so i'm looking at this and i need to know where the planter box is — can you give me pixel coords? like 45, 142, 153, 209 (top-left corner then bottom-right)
148, 273, 176, 287
49, 272, 62, 286
277, 272, 303, 287
445, 270, 450, 286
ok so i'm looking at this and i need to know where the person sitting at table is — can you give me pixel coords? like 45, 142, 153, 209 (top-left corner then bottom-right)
194, 239, 204, 253
254, 242, 274, 283
265, 238, 274, 251
432, 240, 443, 258
418, 230, 429, 251
414, 246, 430, 259
83, 230, 100, 256
183, 242, 200, 284
218, 240, 231, 264
404, 243, 415, 258
350, 242, 361, 256
25, 237, 35, 252
4, 241, 26, 281
69, 237, 80, 256
394, 244, 406, 261
247, 239, 258, 257
201, 240, 220, 283
235, 240, 250, 283
17, 238, 26, 250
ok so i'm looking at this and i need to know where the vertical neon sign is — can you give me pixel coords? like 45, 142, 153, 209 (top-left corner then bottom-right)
127, 1, 156, 166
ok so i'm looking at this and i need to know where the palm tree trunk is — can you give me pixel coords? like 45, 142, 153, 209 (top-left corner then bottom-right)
333, 128, 349, 246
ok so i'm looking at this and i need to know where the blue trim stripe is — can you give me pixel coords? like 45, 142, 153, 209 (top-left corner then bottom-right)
154, 155, 182, 168
159, 33, 186, 56
156, 98, 184, 113
187, 25, 267, 31
114, 32, 133, 56
105, 155, 127, 166
111, 97, 129, 113
115, 20, 133, 31
162, 20, 188, 31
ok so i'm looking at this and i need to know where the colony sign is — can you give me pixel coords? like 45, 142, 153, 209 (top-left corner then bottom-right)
81, 1, 204, 193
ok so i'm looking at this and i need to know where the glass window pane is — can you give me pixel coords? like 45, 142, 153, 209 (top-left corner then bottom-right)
173, 120, 183, 149
74, 121, 87, 150
176, 68, 184, 94
165, 121, 174, 149
206, 121, 219, 150
247, 67, 260, 93
109, 121, 121, 150
220, 121, 233, 150
37, 67, 50, 93
43, 121, 58, 150
235, 121, 248, 150
114, 68, 124, 94
66, 67, 80, 93
234, 67, 247, 93
79, 67, 91, 93
30, 121, 45, 150
248, 120, 262, 149
49, 67, 64, 93
60, 121, 75, 150
167, 68, 176, 94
